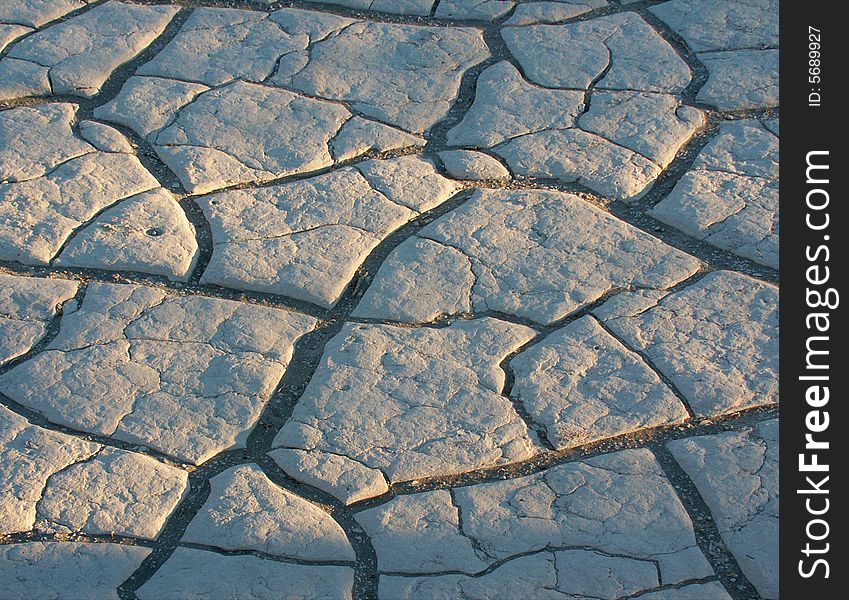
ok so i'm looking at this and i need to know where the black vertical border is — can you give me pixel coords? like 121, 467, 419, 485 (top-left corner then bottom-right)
779, 1, 845, 596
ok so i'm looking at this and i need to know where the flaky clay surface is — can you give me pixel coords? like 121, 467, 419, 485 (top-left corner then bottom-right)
0, 1, 778, 599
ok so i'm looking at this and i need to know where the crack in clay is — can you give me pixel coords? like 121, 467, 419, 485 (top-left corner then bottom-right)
649, 443, 762, 599
0, 4, 779, 600
593, 318, 696, 420
33, 447, 106, 529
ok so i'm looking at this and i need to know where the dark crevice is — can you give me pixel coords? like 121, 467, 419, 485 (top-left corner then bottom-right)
594, 317, 697, 420
605, 112, 779, 285
0, 531, 157, 548
88, 119, 186, 194
1, 7, 192, 114
255, 456, 380, 600
504, 1, 634, 31
0, 5, 780, 600
116, 448, 247, 598
48, 187, 161, 267
244, 187, 479, 457
177, 541, 356, 566
115, 188, 480, 600
242, 323, 336, 456
171, 143, 425, 199
118, 0, 490, 27
380, 543, 663, 580
633, 4, 710, 103
347, 405, 778, 515
491, 288, 646, 452
177, 196, 214, 284
448, 488, 490, 563
499, 342, 555, 452
87, 8, 193, 109
624, 576, 724, 599
422, 42, 496, 152
0, 391, 191, 470
0, 281, 84, 376
649, 444, 762, 600
0, 261, 328, 320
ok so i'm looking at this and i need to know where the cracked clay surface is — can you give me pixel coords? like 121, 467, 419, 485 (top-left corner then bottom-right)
0, 0, 778, 598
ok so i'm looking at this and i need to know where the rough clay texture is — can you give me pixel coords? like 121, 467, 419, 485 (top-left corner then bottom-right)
638, 582, 733, 599
137, 7, 355, 87
1, 103, 92, 182
182, 464, 354, 561
446, 61, 703, 199
77, 120, 134, 153
355, 155, 462, 213
495, 92, 703, 199
0, 283, 316, 464
650, 119, 779, 268
0, 2, 777, 597
379, 552, 664, 600
597, 271, 778, 417
438, 149, 510, 181
93, 75, 212, 140
669, 420, 778, 600
697, 49, 779, 110
0, 405, 99, 535
269, 448, 389, 506
56, 188, 199, 281
355, 490, 488, 574
0, 1, 178, 99
35, 447, 188, 540
274, 318, 540, 498
650, 0, 778, 52
447, 61, 585, 149
0, 1, 91, 29
355, 188, 700, 324
509, 315, 689, 449
151, 80, 351, 194
0, 274, 78, 365
96, 87, 424, 186
0, 24, 32, 54
505, 1, 608, 26
0, 542, 149, 600
302, 0, 434, 16
277, 20, 490, 133
651, 0, 778, 111
329, 116, 425, 162
435, 0, 515, 21
107, 72, 430, 194
360, 449, 714, 592
0, 103, 160, 265
137, 547, 355, 600
198, 157, 458, 307
503, 13, 692, 92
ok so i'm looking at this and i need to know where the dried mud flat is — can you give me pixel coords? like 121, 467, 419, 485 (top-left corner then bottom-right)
0, 1, 778, 599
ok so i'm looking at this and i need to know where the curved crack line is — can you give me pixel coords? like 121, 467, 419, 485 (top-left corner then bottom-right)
379, 542, 664, 580
47, 185, 161, 268
253, 455, 380, 600
593, 317, 697, 421
0, 390, 194, 471
31, 447, 105, 529
346, 405, 778, 515
0, 260, 330, 319
177, 541, 357, 566
115, 189, 481, 596
649, 443, 761, 600
0, 0, 109, 61
631, 4, 710, 103
1, 5, 781, 600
